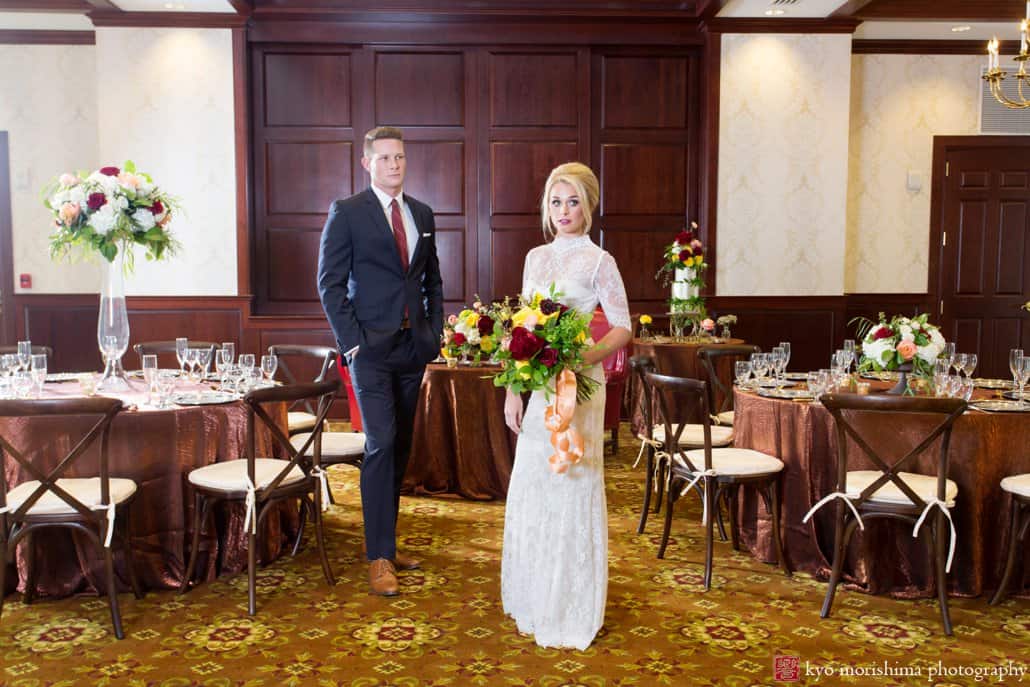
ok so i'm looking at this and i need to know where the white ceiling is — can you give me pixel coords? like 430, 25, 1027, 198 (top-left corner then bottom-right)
717, 0, 848, 19
110, 0, 235, 9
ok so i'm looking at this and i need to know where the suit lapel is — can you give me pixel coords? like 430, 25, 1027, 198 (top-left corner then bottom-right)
363, 189, 405, 274
408, 201, 428, 269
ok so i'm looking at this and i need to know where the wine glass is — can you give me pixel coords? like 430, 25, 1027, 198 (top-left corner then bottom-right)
16, 340, 32, 372
961, 353, 978, 379
239, 353, 255, 375
941, 342, 956, 371
952, 353, 968, 377
1010, 348, 1024, 391
1016, 356, 1030, 406
221, 342, 235, 365
778, 341, 791, 372
261, 354, 278, 384
142, 354, 158, 404
30, 354, 47, 398
175, 337, 189, 376
195, 347, 212, 380
752, 353, 769, 385
734, 360, 751, 388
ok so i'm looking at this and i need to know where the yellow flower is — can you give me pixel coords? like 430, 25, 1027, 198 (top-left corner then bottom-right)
575, 330, 587, 344
440, 347, 450, 359
512, 307, 548, 329
530, 293, 543, 308
640, 314, 653, 325
480, 336, 495, 353
464, 312, 479, 328
515, 359, 532, 379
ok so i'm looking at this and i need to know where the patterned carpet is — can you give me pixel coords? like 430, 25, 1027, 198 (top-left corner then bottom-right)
1, 424, 1028, 687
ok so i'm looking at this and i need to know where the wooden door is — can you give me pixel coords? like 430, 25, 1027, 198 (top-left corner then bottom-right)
933, 137, 1030, 379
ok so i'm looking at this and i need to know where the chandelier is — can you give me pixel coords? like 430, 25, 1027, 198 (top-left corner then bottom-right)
984, 4, 1030, 109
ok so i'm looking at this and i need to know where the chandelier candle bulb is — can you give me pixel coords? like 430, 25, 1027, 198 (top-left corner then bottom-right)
1022, 20, 1028, 54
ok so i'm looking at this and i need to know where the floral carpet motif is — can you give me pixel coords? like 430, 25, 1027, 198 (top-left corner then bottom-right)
0, 424, 1027, 686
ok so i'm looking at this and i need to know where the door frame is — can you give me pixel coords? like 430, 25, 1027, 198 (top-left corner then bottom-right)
928, 134, 1030, 328
0, 132, 15, 344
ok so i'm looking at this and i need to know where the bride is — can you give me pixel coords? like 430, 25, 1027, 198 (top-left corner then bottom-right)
501, 162, 632, 650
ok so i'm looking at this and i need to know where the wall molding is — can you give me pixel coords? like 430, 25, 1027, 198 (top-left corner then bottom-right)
853, 39, 1020, 55
702, 18, 861, 34
0, 29, 94, 45
88, 11, 249, 29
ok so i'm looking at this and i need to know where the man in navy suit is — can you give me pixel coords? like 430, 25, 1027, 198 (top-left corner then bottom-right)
318, 126, 444, 596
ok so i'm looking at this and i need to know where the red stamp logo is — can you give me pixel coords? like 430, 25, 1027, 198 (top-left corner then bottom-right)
774, 655, 801, 682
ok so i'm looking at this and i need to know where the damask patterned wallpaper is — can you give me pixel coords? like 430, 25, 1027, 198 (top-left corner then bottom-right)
845, 54, 981, 294
0, 44, 99, 294
717, 34, 853, 296
96, 28, 236, 296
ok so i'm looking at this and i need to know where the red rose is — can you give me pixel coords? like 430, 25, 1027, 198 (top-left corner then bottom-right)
676, 231, 692, 244
149, 200, 164, 215
873, 326, 892, 340
508, 326, 545, 360
99, 166, 120, 176
538, 346, 559, 368
452, 332, 467, 346
476, 314, 494, 336
678, 249, 692, 262
86, 192, 107, 211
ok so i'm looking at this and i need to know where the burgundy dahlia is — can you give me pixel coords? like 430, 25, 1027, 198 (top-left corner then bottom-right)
99, 166, 120, 176
86, 192, 107, 211
476, 314, 494, 336
539, 299, 561, 316
538, 347, 559, 368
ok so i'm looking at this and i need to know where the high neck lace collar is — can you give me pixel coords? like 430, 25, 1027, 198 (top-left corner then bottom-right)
549, 233, 593, 253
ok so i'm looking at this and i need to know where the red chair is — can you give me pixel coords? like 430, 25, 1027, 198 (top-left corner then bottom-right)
590, 308, 630, 455
337, 356, 364, 432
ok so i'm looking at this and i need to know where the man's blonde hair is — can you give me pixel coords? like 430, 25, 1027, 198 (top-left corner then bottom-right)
540, 162, 600, 239
363, 126, 404, 157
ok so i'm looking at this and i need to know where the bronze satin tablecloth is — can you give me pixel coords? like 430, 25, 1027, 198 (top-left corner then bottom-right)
402, 363, 514, 500
733, 388, 1030, 599
2, 389, 293, 599
630, 338, 745, 435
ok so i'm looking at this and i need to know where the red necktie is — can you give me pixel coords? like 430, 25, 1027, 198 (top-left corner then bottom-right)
390, 199, 409, 272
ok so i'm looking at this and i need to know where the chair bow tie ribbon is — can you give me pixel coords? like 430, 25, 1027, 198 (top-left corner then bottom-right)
802, 492, 865, 531
312, 466, 331, 512
243, 475, 257, 535
679, 469, 720, 525
634, 436, 663, 469
92, 502, 116, 548
912, 498, 957, 573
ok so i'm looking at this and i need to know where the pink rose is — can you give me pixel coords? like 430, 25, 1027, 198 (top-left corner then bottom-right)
523, 314, 538, 330
58, 201, 80, 225
59, 173, 79, 187
701, 318, 715, 331
117, 172, 141, 189
447, 314, 458, 326
896, 340, 917, 361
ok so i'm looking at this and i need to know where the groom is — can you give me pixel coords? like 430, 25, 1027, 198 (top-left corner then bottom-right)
318, 126, 444, 596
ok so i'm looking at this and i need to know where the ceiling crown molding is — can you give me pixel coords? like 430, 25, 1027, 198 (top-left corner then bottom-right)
0, 28, 94, 44
89, 10, 250, 28
701, 18, 862, 34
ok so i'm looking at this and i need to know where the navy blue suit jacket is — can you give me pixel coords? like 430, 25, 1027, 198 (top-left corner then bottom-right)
318, 188, 444, 364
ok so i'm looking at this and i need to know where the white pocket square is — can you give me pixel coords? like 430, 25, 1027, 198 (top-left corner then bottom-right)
421, 233, 431, 237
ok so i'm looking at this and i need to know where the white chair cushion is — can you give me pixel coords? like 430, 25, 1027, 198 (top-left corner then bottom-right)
679, 447, 783, 476
6, 477, 137, 515
287, 411, 319, 433
639, 423, 734, 448
188, 458, 306, 492
290, 431, 366, 458
1000, 473, 1030, 498
714, 411, 735, 426
846, 470, 958, 506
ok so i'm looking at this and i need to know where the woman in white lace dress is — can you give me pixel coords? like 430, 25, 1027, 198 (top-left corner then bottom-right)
501, 162, 632, 650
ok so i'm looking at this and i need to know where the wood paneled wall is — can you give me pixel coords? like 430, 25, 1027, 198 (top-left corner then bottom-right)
249, 41, 703, 317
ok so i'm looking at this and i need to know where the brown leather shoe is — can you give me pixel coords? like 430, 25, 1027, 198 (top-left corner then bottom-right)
368, 559, 399, 596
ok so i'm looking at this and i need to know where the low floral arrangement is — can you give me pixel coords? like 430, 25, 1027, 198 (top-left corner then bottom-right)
44, 161, 180, 268
853, 312, 946, 378
655, 221, 707, 316
441, 298, 497, 362
490, 289, 598, 403
716, 314, 737, 328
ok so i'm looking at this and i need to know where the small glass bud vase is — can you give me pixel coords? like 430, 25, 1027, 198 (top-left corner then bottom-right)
445, 356, 458, 369
470, 351, 482, 367
639, 325, 651, 341
720, 325, 731, 340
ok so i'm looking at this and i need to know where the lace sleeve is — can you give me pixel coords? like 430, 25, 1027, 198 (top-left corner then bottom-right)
594, 251, 631, 331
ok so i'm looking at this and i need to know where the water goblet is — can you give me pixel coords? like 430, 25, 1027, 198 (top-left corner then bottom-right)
1011, 348, 1025, 392
195, 347, 213, 380
952, 353, 968, 377
239, 353, 256, 374
30, 353, 47, 398
245, 367, 263, 392
957, 376, 975, 401
752, 353, 769, 385
221, 342, 236, 365
933, 359, 950, 377
261, 354, 278, 384
16, 341, 32, 372
941, 342, 956, 371
734, 360, 752, 388
175, 337, 189, 375
961, 353, 978, 379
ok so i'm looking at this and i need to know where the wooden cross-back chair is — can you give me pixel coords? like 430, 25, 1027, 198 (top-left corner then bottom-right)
180, 380, 339, 615
646, 370, 788, 590
817, 393, 966, 635
0, 397, 143, 639
267, 345, 337, 436
697, 344, 759, 426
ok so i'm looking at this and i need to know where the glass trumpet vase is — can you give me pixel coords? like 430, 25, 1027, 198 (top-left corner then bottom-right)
97, 250, 131, 391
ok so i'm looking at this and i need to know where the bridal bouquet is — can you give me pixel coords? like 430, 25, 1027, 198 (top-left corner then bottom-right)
853, 312, 946, 377
43, 161, 180, 267
490, 290, 598, 403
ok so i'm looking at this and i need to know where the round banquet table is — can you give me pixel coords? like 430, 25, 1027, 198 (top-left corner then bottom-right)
630, 337, 746, 434
732, 384, 1030, 599
1, 378, 294, 599
402, 362, 515, 501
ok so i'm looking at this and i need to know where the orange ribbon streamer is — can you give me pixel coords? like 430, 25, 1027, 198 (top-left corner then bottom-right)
545, 369, 585, 474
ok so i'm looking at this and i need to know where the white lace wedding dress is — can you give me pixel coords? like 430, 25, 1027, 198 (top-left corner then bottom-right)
501, 233, 631, 650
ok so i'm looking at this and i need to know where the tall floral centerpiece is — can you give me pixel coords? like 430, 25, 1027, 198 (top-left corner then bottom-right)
853, 312, 946, 394
655, 222, 707, 338
44, 162, 179, 390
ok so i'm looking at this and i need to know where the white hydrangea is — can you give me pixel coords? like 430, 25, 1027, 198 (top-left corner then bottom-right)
862, 337, 895, 367
109, 192, 129, 213
90, 204, 118, 235
50, 190, 69, 207
132, 208, 156, 230
68, 186, 86, 206
87, 172, 119, 195
898, 324, 914, 342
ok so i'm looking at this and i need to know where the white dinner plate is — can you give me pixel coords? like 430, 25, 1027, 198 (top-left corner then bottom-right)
860, 371, 899, 382
45, 372, 84, 383
974, 378, 1014, 390
757, 387, 814, 400
783, 372, 809, 381
171, 391, 236, 406
970, 399, 1030, 413
755, 379, 796, 388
